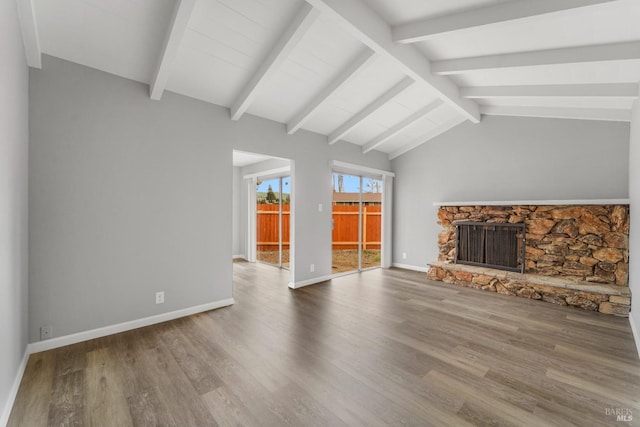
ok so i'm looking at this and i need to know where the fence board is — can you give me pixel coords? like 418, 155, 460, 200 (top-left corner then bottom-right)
256, 204, 380, 250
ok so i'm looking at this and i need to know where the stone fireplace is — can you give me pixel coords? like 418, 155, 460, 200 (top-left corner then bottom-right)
427, 202, 631, 316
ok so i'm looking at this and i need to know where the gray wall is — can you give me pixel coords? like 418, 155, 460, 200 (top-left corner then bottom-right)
0, 0, 29, 422
391, 115, 630, 269
232, 166, 243, 257
29, 55, 389, 342
629, 100, 640, 351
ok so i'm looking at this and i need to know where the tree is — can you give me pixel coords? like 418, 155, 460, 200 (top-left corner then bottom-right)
266, 184, 276, 203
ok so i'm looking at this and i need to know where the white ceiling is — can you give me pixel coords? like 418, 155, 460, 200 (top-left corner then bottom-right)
23, 0, 640, 159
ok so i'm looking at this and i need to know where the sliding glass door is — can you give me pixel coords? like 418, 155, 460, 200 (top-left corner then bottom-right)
361, 176, 382, 269
331, 173, 382, 274
256, 176, 290, 269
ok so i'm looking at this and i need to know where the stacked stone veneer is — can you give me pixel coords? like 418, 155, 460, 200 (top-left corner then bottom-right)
427, 204, 631, 316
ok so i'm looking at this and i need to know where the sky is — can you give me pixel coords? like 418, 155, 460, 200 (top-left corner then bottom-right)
333, 173, 382, 193
256, 174, 382, 194
256, 177, 290, 194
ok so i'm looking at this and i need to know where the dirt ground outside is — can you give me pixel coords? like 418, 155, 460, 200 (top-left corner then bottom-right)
332, 249, 381, 273
256, 250, 290, 269
256, 249, 380, 273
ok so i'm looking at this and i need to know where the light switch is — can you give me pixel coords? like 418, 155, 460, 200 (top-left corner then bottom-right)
318, 203, 323, 212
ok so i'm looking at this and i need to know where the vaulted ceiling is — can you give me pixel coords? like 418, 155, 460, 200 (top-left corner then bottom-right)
17, 0, 640, 159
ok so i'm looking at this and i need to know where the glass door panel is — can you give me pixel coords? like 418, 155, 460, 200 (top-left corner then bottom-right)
281, 177, 291, 269
332, 173, 383, 274
256, 176, 290, 269
361, 177, 382, 269
256, 178, 281, 266
332, 173, 360, 273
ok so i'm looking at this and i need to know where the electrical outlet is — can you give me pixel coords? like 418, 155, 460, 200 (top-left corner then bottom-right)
402, 252, 407, 259
156, 291, 165, 304
310, 264, 315, 272
40, 325, 53, 340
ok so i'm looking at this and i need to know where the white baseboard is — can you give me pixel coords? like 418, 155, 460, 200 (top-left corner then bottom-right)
330, 270, 361, 279
392, 263, 430, 273
630, 312, 640, 359
1, 298, 234, 425
289, 268, 391, 289
289, 274, 334, 289
28, 298, 234, 354
0, 348, 29, 427
233, 254, 246, 260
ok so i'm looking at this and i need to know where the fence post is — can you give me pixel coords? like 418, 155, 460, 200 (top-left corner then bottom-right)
363, 205, 367, 250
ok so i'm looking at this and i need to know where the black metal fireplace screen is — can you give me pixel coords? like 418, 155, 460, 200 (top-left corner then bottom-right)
455, 222, 526, 273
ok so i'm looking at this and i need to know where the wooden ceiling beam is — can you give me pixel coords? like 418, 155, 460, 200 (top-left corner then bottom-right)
231, 3, 319, 120
393, 0, 620, 43
362, 99, 443, 153
461, 83, 639, 99
305, 0, 480, 123
480, 105, 631, 122
16, 0, 41, 68
388, 116, 466, 160
287, 48, 377, 135
432, 41, 640, 75
328, 77, 414, 144
150, 0, 196, 100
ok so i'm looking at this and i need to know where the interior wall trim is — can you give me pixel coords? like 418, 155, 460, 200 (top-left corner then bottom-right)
434, 199, 630, 207
629, 312, 640, 359
0, 349, 30, 427
331, 160, 395, 178
392, 263, 430, 273
243, 166, 290, 180
27, 298, 235, 354
288, 274, 334, 289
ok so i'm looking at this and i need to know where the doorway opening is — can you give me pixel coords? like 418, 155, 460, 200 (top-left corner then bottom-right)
232, 150, 293, 281
256, 176, 290, 269
332, 172, 382, 274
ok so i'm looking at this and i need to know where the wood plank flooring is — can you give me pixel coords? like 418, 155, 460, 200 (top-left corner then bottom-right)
8, 263, 640, 426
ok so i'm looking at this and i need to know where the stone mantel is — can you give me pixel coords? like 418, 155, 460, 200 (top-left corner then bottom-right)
434, 199, 630, 207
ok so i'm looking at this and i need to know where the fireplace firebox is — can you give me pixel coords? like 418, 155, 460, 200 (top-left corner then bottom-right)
455, 222, 525, 273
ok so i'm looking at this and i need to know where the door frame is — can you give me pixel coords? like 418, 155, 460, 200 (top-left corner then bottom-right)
244, 166, 291, 267
331, 161, 394, 272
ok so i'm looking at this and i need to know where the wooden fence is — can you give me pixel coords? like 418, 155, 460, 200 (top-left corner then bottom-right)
256, 204, 290, 251
257, 204, 381, 250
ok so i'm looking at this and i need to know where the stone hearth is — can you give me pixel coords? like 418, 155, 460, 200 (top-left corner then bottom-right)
428, 261, 630, 316
428, 203, 631, 316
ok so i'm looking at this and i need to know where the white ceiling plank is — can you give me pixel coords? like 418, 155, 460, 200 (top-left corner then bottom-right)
362, 99, 443, 153
392, 0, 619, 44
480, 105, 631, 122
16, 0, 41, 68
328, 77, 414, 144
432, 41, 640, 75
287, 48, 377, 135
305, 0, 481, 123
149, 0, 196, 100
388, 116, 467, 160
461, 83, 639, 98
230, 3, 319, 121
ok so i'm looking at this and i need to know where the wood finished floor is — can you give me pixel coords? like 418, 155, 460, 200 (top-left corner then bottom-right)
8, 263, 640, 426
